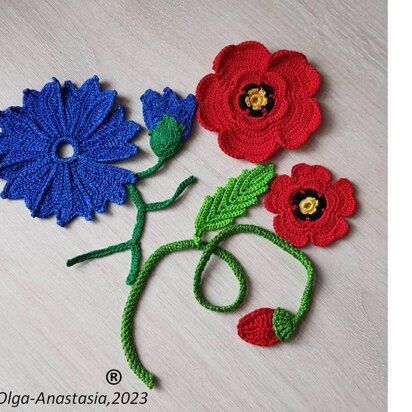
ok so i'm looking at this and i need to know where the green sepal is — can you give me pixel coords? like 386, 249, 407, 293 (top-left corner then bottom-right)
193, 164, 275, 244
272, 307, 297, 342
149, 115, 185, 159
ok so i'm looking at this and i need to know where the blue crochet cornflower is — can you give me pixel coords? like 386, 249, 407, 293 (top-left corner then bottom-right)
140, 87, 196, 159
0, 76, 140, 226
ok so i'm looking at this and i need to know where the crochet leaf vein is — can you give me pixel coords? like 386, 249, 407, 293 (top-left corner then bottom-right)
194, 164, 275, 242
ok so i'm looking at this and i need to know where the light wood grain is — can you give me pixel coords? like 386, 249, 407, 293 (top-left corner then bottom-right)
0, 0, 387, 411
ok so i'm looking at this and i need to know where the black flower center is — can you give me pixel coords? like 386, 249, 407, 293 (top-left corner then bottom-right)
239, 83, 274, 117
292, 189, 327, 221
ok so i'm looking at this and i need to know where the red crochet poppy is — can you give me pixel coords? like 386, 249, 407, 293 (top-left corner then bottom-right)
196, 41, 321, 163
264, 164, 357, 247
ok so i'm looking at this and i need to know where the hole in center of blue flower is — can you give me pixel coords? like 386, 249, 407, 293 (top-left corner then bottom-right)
56, 141, 75, 159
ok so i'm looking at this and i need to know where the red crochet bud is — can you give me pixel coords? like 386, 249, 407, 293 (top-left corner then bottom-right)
237, 308, 280, 346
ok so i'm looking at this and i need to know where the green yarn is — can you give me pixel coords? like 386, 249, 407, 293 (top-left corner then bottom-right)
121, 223, 315, 389
135, 157, 166, 178
193, 164, 275, 245
121, 238, 244, 388
272, 308, 297, 341
66, 170, 196, 285
145, 176, 197, 212
149, 115, 185, 159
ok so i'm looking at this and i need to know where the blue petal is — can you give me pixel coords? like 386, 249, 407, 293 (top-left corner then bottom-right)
22, 78, 66, 141
0, 107, 50, 153
0, 148, 49, 180
140, 89, 166, 130
81, 105, 140, 162
140, 87, 197, 139
162, 88, 197, 139
74, 159, 136, 212
62, 76, 117, 142
1, 160, 55, 212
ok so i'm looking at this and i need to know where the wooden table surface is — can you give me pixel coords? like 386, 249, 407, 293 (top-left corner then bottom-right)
0, 1, 387, 411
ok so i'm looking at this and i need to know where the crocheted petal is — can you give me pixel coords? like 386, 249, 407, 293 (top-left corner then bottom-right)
212, 41, 271, 77
291, 163, 332, 185
22, 78, 66, 140
0, 108, 50, 152
196, 74, 233, 132
264, 175, 293, 213
140, 89, 166, 130
63, 76, 116, 141
270, 50, 320, 97
82, 106, 140, 162
218, 129, 280, 163
276, 98, 321, 149
0, 149, 49, 180
162, 88, 197, 139
1, 159, 55, 212
273, 214, 309, 247
330, 178, 357, 217
49, 163, 95, 226
311, 217, 349, 246
75, 160, 135, 212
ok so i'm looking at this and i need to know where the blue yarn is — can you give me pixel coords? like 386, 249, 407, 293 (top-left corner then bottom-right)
0, 76, 140, 227
140, 87, 196, 139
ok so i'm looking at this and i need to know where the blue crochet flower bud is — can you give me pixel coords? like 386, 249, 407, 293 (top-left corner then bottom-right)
140, 87, 197, 159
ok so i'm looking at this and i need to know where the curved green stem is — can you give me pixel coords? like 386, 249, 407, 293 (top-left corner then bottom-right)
194, 224, 314, 323
67, 176, 196, 284
135, 157, 166, 178
122, 223, 315, 388
145, 176, 197, 211
121, 239, 246, 389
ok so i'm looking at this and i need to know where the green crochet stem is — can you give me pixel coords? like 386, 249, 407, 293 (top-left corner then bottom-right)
121, 223, 314, 389
66, 156, 196, 285
135, 157, 166, 178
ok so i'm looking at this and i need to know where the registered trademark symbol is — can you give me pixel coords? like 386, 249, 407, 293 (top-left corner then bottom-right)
106, 369, 122, 385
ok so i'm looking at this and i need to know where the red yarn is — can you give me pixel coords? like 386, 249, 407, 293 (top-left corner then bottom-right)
237, 308, 280, 346
196, 41, 321, 163
264, 163, 357, 247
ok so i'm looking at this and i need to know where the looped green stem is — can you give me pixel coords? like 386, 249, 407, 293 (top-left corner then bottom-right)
194, 224, 314, 323
121, 223, 315, 389
121, 238, 246, 389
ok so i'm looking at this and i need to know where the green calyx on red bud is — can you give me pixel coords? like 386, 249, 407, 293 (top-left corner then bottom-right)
272, 307, 297, 342
237, 307, 298, 346
149, 115, 186, 160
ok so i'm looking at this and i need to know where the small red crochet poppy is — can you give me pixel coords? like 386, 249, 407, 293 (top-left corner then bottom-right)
264, 164, 357, 247
196, 41, 321, 163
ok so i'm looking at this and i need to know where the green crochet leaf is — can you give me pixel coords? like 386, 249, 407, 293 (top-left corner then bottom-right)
193, 164, 275, 243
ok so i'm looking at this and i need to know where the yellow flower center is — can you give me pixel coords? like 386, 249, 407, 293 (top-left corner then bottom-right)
298, 197, 319, 215
244, 87, 268, 111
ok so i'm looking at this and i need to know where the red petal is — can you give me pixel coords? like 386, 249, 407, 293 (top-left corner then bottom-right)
291, 163, 332, 185
218, 128, 280, 163
269, 50, 320, 97
276, 98, 321, 149
213, 41, 271, 78
196, 74, 233, 132
264, 175, 293, 214
330, 178, 357, 217
273, 214, 310, 247
311, 217, 350, 246
237, 308, 280, 346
